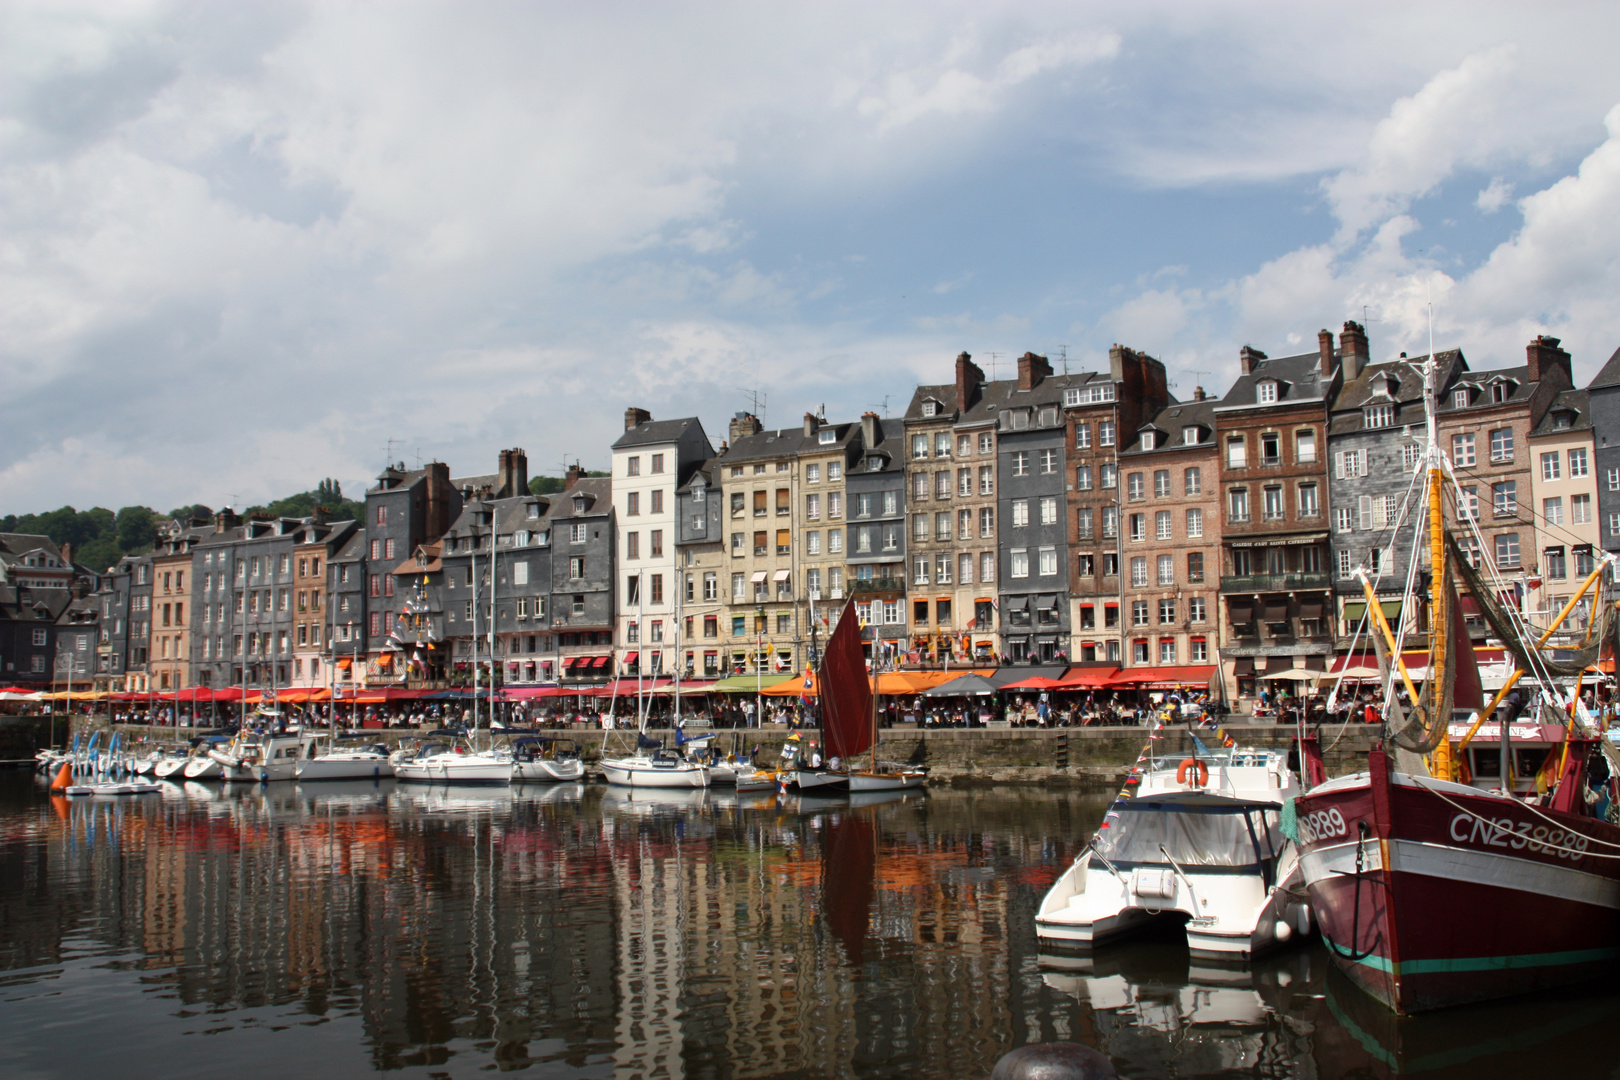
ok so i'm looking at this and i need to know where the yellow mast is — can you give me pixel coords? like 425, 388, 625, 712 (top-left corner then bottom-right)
1425, 341, 1452, 781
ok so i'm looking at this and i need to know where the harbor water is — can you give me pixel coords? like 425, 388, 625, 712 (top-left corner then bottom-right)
1, 773, 1616, 1079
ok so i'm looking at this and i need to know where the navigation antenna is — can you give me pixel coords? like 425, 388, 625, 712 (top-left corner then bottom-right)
736, 387, 768, 424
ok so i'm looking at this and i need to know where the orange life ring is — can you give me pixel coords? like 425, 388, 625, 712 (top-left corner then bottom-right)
1177, 758, 1209, 787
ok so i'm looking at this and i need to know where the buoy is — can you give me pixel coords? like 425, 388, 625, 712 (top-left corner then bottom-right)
1176, 758, 1210, 787
990, 1043, 1116, 1080
50, 760, 73, 792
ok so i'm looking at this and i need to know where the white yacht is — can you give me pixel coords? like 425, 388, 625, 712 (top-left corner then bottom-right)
207, 729, 320, 782
507, 737, 586, 782
393, 739, 513, 785
296, 739, 395, 781
1036, 746, 1311, 959
600, 745, 710, 789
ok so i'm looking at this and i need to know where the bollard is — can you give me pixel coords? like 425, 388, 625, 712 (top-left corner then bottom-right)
990, 1043, 1116, 1080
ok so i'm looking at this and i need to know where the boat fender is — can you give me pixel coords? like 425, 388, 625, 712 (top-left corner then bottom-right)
990, 1042, 1117, 1080
1273, 920, 1293, 942
1176, 758, 1209, 787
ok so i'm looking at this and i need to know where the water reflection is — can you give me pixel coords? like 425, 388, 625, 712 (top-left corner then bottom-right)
3, 776, 1620, 1079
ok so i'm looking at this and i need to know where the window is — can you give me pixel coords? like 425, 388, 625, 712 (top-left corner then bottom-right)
1229, 489, 1250, 522
1098, 421, 1115, 447
1038, 547, 1057, 575
1453, 388, 1470, 408
979, 466, 994, 495
978, 507, 994, 537
1102, 506, 1118, 539
1298, 483, 1320, 517
627, 492, 640, 516
1364, 404, 1395, 428
1040, 497, 1058, 525
806, 493, 821, 520
1127, 472, 1144, 500
883, 490, 897, 515
1490, 428, 1514, 463
1576, 546, 1596, 576
1011, 500, 1029, 527
1100, 463, 1117, 489
1545, 547, 1567, 580
1334, 448, 1367, 478
1129, 513, 1146, 542
1140, 432, 1157, 451
776, 529, 791, 554
936, 471, 950, 498
1157, 555, 1175, 586
1261, 433, 1280, 465
1257, 380, 1277, 404
1495, 533, 1521, 569
981, 552, 995, 583
1156, 510, 1172, 540
1153, 469, 1170, 497
1460, 485, 1479, 521
1450, 433, 1476, 467
1010, 549, 1029, 578
1187, 552, 1204, 583
1402, 443, 1422, 471
1336, 507, 1354, 533
1542, 451, 1562, 481
1076, 507, 1094, 539
1611, 513, 1620, 537
1263, 486, 1284, 520
1337, 549, 1352, 577
1074, 423, 1090, 449
1186, 508, 1203, 538
1544, 497, 1564, 526
912, 434, 928, 459
1075, 465, 1092, 491
627, 532, 640, 559
1570, 447, 1589, 478
1076, 554, 1093, 578
569, 556, 585, 579
1040, 448, 1058, 474
1608, 468, 1619, 492
376, 505, 387, 526
1131, 599, 1149, 625
828, 461, 842, 482
914, 514, 929, 541
1227, 438, 1247, 468
1573, 493, 1593, 525
1297, 430, 1317, 463
817, 429, 836, 445
807, 530, 822, 555
979, 433, 994, 454
1180, 467, 1201, 497
959, 553, 974, 584
1012, 451, 1029, 476
1492, 481, 1517, 517
828, 528, 842, 553
957, 469, 970, 497
627, 456, 641, 476
754, 531, 767, 555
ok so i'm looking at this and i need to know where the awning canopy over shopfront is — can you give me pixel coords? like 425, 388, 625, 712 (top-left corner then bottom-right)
1053, 666, 1120, 689
1227, 602, 1253, 624
1109, 665, 1218, 689
922, 673, 999, 697
711, 673, 796, 693
1342, 600, 1403, 624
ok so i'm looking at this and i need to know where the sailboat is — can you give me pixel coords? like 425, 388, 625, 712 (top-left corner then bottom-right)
801, 597, 925, 793
598, 576, 709, 789
1291, 342, 1620, 1014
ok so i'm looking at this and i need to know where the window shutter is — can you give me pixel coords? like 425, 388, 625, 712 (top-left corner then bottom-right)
1334, 451, 1345, 480
1359, 495, 1372, 530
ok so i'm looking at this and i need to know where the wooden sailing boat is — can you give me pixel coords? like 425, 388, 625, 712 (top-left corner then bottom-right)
807, 597, 925, 793
1291, 342, 1620, 1014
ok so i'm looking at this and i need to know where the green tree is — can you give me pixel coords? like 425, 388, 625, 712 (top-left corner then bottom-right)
116, 506, 160, 553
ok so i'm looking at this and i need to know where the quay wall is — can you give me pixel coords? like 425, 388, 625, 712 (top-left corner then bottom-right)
66, 718, 1380, 787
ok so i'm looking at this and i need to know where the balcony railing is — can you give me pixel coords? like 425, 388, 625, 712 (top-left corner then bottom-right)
851, 577, 906, 594
1219, 571, 1333, 592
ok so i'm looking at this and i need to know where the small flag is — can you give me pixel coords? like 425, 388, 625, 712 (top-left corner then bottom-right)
777, 773, 789, 796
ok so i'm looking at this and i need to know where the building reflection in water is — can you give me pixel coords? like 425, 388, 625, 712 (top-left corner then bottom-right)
10, 779, 1620, 1079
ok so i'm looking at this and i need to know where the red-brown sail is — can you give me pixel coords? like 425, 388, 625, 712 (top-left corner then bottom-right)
819, 598, 873, 761
1446, 576, 1484, 710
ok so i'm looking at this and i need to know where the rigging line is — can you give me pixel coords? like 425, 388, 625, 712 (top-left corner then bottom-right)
1406, 776, 1620, 856
1445, 461, 1601, 554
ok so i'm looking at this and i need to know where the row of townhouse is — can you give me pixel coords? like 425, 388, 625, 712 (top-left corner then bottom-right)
58, 321, 1620, 700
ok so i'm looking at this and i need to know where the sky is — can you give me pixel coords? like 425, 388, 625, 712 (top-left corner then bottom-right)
6, 1, 1620, 515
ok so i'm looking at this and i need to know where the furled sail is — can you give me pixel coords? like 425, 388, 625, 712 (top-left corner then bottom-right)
820, 597, 874, 761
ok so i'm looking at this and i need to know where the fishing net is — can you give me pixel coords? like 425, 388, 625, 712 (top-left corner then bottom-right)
1446, 533, 1612, 678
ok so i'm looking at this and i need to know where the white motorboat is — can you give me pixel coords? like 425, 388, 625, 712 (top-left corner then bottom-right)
393, 739, 513, 785
62, 777, 163, 797
182, 754, 224, 779
296, 744, 395, 781
794, 769, 849, 793
208, 729, 320, 782
600, 747, 710, 788
1035, 745, 1311, 959
507, 737, 586, 782
848, 767, 927, 792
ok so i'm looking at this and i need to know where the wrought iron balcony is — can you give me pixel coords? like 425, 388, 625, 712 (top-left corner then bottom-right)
1219, 571, 1333, 593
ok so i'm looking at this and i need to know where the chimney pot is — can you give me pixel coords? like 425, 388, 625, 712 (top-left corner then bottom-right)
1338, 320, 1369, 381
954, 351, 985, 411
1526, 334, 1572, 384
1239, 346, 1267, 375
1318, 329, 1335, 376
624, 407, 652, 432
861, 411, 879, 448
1193, 386, 1206, 402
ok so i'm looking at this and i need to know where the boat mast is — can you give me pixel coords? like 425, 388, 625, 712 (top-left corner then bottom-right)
1424, 304, 1451, 781
488, 504, 498, 744
471, 513, 479, 734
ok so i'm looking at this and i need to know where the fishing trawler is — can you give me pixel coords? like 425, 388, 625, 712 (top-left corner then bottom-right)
1291, 339, 1620, 1014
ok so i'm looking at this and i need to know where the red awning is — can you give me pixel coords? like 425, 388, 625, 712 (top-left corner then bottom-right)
1109, 665, 1218, 688
622, 651, 638, 665
1055, 667, 1119, 688
591, 655, 610, 669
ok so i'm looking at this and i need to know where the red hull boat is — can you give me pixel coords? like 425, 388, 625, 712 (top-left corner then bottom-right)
1295, 747, 1620, 1014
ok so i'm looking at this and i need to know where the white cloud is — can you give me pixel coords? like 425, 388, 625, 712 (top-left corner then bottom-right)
1476, 177, 1515, 213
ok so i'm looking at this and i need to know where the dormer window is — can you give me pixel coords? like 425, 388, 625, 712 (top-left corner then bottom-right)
1364, 404, 1395, 429
867, 457, 883, 472
1453, 388, 1470, 409
1553, 412, 1573, 430
1183, 425, 1200, 446
527, 503, 540, 519
514, 530, 530, 547
922, 400, 939, 417
818, 429, 836, 445
1039, 407, 1058, 427
1490, 380, 1516, 403
1140, 432, 1157, 451
1257, 380, 1278, 404
1064, 388, 1081, 407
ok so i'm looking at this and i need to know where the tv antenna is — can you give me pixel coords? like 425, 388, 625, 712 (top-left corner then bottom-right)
1057, 344, 1069, 376
868, 395, 891, 418
987, 352, 1004, 380
1188, 371, 1213, 397
736, 387, 768, 423
385, 438, 396, 466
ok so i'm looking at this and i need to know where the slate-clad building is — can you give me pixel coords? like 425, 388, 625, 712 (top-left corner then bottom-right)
361, 462, 461, 677
1588, 345, 1620, 558
193, 510, 300, 689
846, 414, 908, 662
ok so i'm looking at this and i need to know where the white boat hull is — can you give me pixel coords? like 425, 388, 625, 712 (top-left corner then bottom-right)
296, 754, 395, 781
600, 756, 711, 788
182, 757, 223, 779
511, 758, 585, 782
794, 770, 848, 793
848, 770, 926, 792
395, 753, 512, 785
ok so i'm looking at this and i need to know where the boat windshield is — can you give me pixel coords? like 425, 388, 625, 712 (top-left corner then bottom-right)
1094, 800, 1280, 871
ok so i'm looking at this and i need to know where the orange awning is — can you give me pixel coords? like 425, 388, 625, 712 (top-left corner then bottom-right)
762, 670, 818, 696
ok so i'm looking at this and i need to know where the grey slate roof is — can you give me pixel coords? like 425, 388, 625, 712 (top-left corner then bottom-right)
1531, 388, 1592, 435
1328, 350, 1465, 436
719, 421, 859, 465
903, 370, 1111, 424
1120, 398, 1218, 455
1436, 365, 1537, 416
1215, 351, 1333, 412
1589, 344, 1620, 390
612, 417, 704, 450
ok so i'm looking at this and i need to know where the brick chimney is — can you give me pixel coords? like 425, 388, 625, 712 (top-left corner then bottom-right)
496, 448, 528, 499
214, 508, 240, 534
1016, 351, 1052, 390
1239, 346, 1267, 375
624, 407, 652, 431
1193, 386, 1206, 402
1526, 335, 1572, 384
955, 351, 984, 411
1339, 321, 1369, 382
861, 411, 880, 448
60, 542, 74, 567
1318, 329, 1335, 377
565, 462, 584, 489
729, 412, 763, 443
803, 412, 820, 438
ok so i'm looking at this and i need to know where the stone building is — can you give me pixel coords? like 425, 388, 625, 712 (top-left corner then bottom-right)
1525, 388, 1599, 630
1588, 346, 1620, 558
147, 519, 212, 691
1114, 393, 1220, 673
1436, 336, 1574, 618
1213, 337, 1340, 702
327, 525, 370, 686
845, 413, 908, 664
1324, 331, 1466, 641
1066, 345, 1172, 665
545, 476, 617, 683
0, 533, 94, 687
193, 511, 300, 690
611, 412, 714, 677
361, 462, 461, 678
676, 460, 726, 678
289, 518, 358, 688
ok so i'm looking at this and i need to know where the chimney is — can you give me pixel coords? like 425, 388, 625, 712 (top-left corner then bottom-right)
496, 448, 528, 499
1016, 351, 1052, 390
1239, 345, 1267, 375
624, 407, 652, 432
729, 412, 763, 443
565, 463, 584, 489
955, 351, 985, 411
1338, 320, 1369, 381
214, 508, 240, 534
423, 461, 454, 540
1318, 329, 1335, 377
1193, 386, 1206, 402
1526, 335, 1572, 384
60, 542, 74, 567
861, 411, 880, 448
803, 412, 819, 438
